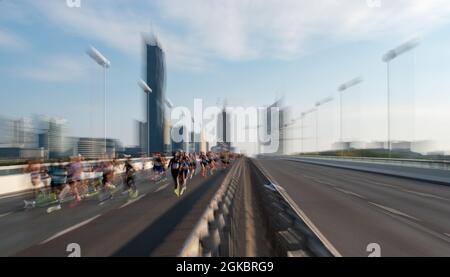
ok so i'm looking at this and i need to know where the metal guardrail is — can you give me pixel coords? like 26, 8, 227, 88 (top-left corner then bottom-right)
293, 155, 450, 171
178, 159, 242, 257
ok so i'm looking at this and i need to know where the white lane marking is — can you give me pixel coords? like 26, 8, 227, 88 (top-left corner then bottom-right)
154, 182, 170, 193
445, 233, 450, 238
40, 214, 101, 245
334, 187, 367, 200
343, 176, 450, 201
314, 179, 336, 187
302, 175, 335, 187
363, 180, 398, 189
119, 194, 146, 209
344, 175, 398, 189
0, 212, 13, 219
368, 202, 421, 222
401, 189, 450, 201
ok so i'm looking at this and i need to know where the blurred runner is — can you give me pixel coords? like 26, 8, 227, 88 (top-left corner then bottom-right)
199, 152, 209, 177
178, 152, 190, 196
46, 156, 82, 213
151, 153, 166, 182
123, 157, 138, 198
49, 160, 67, 194
23, 160, 41, 208
99, 155, 116, 203
188, 153, 197, 179
169, 152, 181, 196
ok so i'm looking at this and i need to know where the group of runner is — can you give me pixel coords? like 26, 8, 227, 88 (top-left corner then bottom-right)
168, 151, 230, 197
22, 150, 234, 210
23, 154, 139, 212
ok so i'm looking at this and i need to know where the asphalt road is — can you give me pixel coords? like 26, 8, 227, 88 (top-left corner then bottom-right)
256, 158, 450, 257
0, 166, 230, 257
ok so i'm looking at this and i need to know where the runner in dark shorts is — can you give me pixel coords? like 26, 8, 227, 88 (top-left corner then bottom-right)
168, 152, 181, 190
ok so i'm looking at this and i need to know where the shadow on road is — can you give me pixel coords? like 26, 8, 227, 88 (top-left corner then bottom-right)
113, 170, 226, 257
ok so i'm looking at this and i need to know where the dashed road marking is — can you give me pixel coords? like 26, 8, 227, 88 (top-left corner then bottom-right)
0, 212, 13, 219
40, 214, 101, 245
303, 175, 335, 187
154, 183, 170, 193
119, 194, 146, 209
369, 202, 421, 222
334, 187, 367, 200
364, 180, 398, 189
401, 189, 450, 201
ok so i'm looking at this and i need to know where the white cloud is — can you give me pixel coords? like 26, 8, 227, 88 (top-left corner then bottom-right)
14, 55, 88, 82
15, 0, 450, 70
24, 0, 207, 70
0, 28, 25, 49
157, 0, 450, 60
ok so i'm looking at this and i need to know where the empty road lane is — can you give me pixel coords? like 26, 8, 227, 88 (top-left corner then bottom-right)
256, 158, 450, 257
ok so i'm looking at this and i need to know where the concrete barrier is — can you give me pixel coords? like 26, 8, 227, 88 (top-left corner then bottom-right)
178, 159, 242, 257
0, 174, 34, 196
0, 157, 165, 197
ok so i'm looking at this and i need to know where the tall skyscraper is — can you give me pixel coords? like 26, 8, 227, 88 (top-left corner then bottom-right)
136, 120, 147, 155
145, 35, 166, 154
216, 106, 231, 151
260, 98, 283, 154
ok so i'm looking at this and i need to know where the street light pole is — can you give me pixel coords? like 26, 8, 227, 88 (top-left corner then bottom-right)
300, 108, 317, 155
103, 66, 107, 154
382, 38, 420, 158
339, 90, 342, 152
301, 114, 304, 155
386, 61, 391, 158
338, 77, 363, 157
316, 110, 319, 155
87, 46, 111, 155
315, 96, 334, 155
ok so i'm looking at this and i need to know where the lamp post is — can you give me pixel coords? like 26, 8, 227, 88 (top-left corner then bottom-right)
165, 98, 174, 109
315, 96, 334, 155
338, 77, 363, 156
300, 108, 317, 155
382, 38, 420, 158
87, 46, 111, 155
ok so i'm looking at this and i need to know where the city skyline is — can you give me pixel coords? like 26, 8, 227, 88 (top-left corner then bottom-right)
1, 1, 450, 153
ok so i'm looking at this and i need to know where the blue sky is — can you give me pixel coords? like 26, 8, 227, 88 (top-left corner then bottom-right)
1, 0, 450, 153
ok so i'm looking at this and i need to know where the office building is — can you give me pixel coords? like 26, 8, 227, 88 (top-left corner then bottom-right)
144, 35, 166, 154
